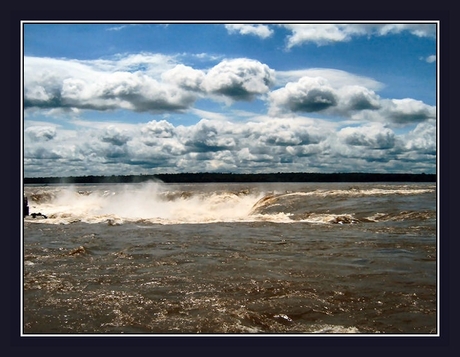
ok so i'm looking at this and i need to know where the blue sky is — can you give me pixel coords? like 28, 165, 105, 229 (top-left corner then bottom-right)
22, 21, 437, 177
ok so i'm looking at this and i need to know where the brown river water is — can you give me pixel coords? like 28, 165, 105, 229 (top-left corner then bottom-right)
22, 181, 437, 335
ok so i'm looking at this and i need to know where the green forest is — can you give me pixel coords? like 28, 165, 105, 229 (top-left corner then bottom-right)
23, 172, 436, 184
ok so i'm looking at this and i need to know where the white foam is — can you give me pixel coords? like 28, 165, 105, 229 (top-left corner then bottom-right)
311, 324, 361, 333
23, 182, 435, 225
24, 181, 268, 225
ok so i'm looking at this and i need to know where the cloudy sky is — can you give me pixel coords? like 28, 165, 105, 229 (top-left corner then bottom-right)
22, 21, 438, 177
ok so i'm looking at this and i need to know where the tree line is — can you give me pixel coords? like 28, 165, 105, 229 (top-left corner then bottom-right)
23, 172, 436, 184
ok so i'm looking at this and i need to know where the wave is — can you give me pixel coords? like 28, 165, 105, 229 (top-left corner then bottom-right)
23, 181, 435, 225
249, 190, 435, 224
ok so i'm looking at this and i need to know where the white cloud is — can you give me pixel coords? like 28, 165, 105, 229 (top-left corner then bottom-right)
141, 120, 176, 139
202, 58, 275, 102
23, 114, 436, 177
424, 55, 436, 63
269, 76, 338, 116
269, 74, 434, 126
100, 126, 130, 146
281, 23, 436, 48
336, 85, 381, 112
338, 123, 396, 149
22, 24, 437, 177
24, 55, 277, 114
282, 24, 355, 47
162, 64, 205, 91
276, 68, 384, 91
376, 24, 436, 37
24, 55, 193, 113
403, 119, 436, 153
225, 24, 274, 39
380, 98, 436, 124
24, 53, 432, 127
25, 126, 57, 142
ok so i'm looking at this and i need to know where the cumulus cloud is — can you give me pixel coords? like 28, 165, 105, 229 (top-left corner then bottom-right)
182, 119, 236, 152
24, 53, 433, 127
23, 115, 436, 177
25, 126, 57, 142
24, 55, 276, 114
338, 123, 396, 149
100, 126, 130, 146
22, 24, 437, 177
269, 76, 338, 115
162, 64, 205, 91
403, 119, 436, 153
281, 23, 436, 48
202, 58, 275, 101
269, 76, 381, 117
337, 85, 381, 112
162, 59, 277, 103
24, 55, 196, 113
269, 74, 435, 126
380, 98, 436, 124
141, 120, 176, 140
63, 70, 196, 112
23, 52, 436, 177
225, 24, 274, 39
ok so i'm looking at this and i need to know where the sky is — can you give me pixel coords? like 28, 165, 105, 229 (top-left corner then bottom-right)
22, 21, 438, 178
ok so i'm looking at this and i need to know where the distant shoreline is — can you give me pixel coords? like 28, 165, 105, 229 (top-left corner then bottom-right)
23, 172, 436, 184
